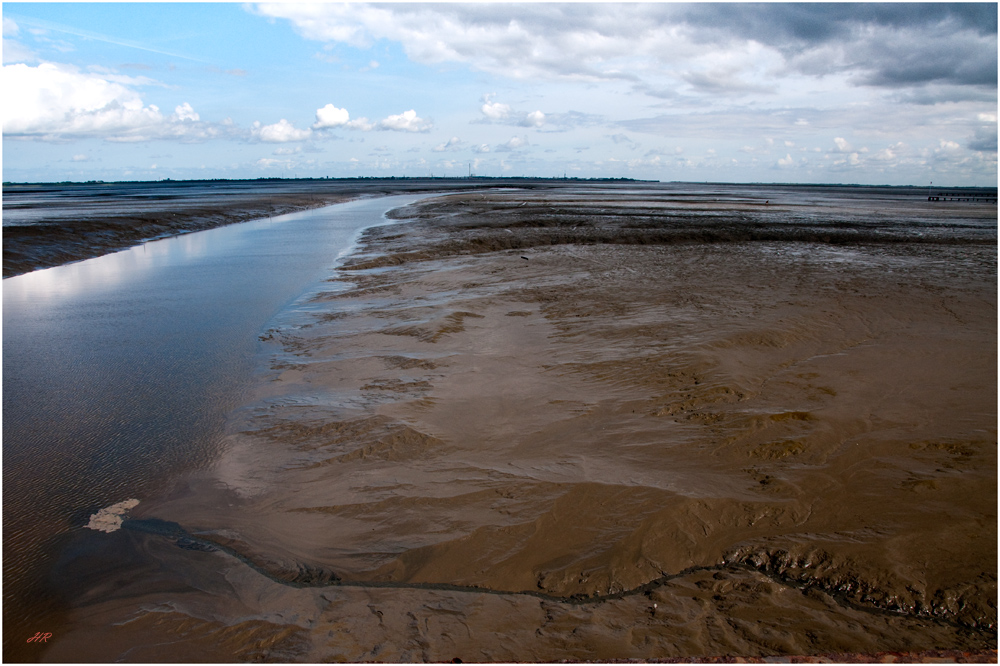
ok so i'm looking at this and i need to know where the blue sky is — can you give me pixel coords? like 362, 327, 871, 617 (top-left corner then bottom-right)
2, 3, 997, 185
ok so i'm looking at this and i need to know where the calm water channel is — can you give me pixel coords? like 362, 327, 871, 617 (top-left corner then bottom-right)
2, 194, 424, 656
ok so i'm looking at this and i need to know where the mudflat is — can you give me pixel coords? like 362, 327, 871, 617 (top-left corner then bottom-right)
46, 184, 996, 661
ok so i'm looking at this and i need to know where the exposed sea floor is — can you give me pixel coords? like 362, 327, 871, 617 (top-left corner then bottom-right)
3, 182, 996, 661
2, 193, 437, 661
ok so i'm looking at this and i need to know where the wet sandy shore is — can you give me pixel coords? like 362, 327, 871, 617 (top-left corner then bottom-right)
36, 185, 997, 661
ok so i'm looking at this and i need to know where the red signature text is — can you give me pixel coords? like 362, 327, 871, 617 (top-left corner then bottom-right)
27, 632, 52, 643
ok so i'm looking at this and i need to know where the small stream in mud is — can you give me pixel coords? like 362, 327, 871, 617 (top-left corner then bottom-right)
2, 194, 428, 657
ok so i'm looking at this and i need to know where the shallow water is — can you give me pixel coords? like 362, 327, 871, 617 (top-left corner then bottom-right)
1, 194, 424, 655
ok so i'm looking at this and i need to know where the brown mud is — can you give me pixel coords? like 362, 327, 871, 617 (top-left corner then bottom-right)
33, 186, 998, 661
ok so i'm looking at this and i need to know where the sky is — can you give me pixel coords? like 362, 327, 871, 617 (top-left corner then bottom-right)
2, 3, 997, 185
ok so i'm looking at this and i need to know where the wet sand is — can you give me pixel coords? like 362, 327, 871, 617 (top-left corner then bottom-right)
34, 185, 998, 661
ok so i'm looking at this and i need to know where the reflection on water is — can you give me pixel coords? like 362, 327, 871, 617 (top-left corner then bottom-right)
4, 219, 275, 305
2, 195, 424, 655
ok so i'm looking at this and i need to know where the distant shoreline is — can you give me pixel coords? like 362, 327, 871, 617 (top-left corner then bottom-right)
2, 179, 632, 279
4, 176, 999, 190
4, 179, 995, 279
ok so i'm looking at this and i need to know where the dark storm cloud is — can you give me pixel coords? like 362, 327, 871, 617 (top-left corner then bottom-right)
675, 3, 997, 90
677, 4, 996, 47
855, 34, 997, 88
968, 126, 998, 153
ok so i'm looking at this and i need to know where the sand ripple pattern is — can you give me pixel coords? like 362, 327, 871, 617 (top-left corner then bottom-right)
39, 185, 998, 660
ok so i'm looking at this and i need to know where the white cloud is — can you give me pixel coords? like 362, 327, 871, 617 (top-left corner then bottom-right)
254, 4, 995, 92
346, 117, 375, 131
2, 62, 164, 138
173, 102, 199, 122
496, 135, 528, 152
2, 62, 235, 142
252, 3, 687, 81
479, 94, 549, 128
433, 136, 462, 152
472, 143, 490, 153
833, 137, 852, 153
777, 153, 795, 166
251, 118, 312, 142
378, 109, 431, 132
481, 97, 511, 120
2, 38, 35, 64
627, 155, 662, 168
2, 18, 35, 63
255, 157, 291, 169
71, 154, 89, 162
521, 110, 545, 127
313, 103, 350, 129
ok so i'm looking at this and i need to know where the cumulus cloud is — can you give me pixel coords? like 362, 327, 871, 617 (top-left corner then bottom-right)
482, 100, 510, 120
346, 117, 375, 131
472, 143, 490, 153
478, 94, 547, 128
521, 110, 545, 127
251, 118, 312, 142
480, 92, 511, 119
313, 103, 350, 129
3, 62, 165, 138
378, 109, 431, 132
2, 62, 236, 142
871, 142, 908, 163
173, 102, 199, 122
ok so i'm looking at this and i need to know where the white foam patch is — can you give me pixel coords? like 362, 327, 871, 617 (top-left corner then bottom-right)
86, 498, 140, 533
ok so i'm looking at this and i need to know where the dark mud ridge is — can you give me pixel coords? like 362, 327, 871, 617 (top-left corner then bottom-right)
340, 195, 995, 270
589, 649, 999, 663
122, 517, 997, 639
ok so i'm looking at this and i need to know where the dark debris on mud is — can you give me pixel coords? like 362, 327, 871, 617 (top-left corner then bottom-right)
568, 648, 998, 663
